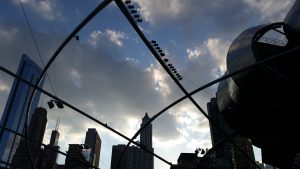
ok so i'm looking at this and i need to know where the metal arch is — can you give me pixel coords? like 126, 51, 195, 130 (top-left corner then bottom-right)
0, 65, 173, 166
21, 0, 113, 168
2, 0, 297, 167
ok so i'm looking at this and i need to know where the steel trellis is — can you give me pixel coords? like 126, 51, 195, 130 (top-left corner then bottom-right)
1, 0, 299, 168
1, 40, 300, 168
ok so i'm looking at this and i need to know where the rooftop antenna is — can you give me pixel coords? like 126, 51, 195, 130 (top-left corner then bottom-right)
55, 116, 60, 131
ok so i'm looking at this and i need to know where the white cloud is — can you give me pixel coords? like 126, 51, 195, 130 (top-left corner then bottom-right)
206, 38, 230, 74
106, 29, 126, 47
0, 84, 9, 92
88, 29, 126, 47
186, 46, 207, 60
132, 0, 183, 24
89, 30, 102, 47
0, 27, 18, 42
186, 38, 230, 74
15, 0, 60, 20
70, 69, 82, 88
243, 0, 294, 22
147, 64, 171, 97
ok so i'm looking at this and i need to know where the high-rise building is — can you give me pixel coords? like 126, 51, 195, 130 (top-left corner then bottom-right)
33, 118, 61, 169
140, 113, 154, 169
110, 144, 128, 169
43, 129, 60, 169
11, 107, 47, 169
110, 113, 154, 169
84, 128, 101, 167
65, 144, 91, 169
110, 145, 143, 169
207, 98, 255, 169
0, 54, 43, 165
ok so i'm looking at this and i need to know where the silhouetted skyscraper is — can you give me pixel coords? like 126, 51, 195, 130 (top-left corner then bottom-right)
11, 107, 47, 169
207, 98, 255, 169
110, 113, 153, 169
84, 128, 101, 167
43, 129, 60, 169
65, 144, 91, 169
0, 54, 43, 165
50, 130, 60, 146
140, 113, 154, 169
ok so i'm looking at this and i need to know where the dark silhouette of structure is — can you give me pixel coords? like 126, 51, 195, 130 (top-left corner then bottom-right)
207, 98, 255, 169
65, 144, 91, 169
0, 54, 43, 165
216, 1, 300, 168
140, 113, 154, 169
110, 144, 143, 169
84, 128, 101, 168
110, 113, 154, 169
40, 119, 60, 169
11, 107, 47, 169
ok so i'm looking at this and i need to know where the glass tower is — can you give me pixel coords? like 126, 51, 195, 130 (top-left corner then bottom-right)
0, 54, 43, 165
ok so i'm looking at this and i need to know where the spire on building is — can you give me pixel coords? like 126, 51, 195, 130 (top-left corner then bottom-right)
55, 116, 60, 131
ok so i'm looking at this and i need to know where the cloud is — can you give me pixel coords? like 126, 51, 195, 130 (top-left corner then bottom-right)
133, 0, 258, 36
186, 46, 207, 60
205, 38, 230, 74
106, 29, 126, 47
70, 69, 82, 88
132, 0, 183, 24
0, 26, 18, 42
14, 0, 60, 20
186, 38, 230, 77
147, 64, 172, 97
89, 29, 126, 47
0, 84, 9, 92
243, 0, 294, 22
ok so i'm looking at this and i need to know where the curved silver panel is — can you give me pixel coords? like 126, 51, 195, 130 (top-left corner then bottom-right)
226, 25, 267, 86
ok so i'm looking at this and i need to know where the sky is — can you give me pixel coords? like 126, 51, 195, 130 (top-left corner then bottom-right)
0, 0, 295, 168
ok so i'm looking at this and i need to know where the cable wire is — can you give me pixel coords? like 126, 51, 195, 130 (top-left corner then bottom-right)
18, 0, 57, 97
17, 1, 59, 168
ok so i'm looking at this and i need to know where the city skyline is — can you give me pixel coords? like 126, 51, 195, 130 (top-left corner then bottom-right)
0, 0, 296, 169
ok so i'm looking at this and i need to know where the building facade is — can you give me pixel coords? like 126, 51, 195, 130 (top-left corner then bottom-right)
65, 144, 91, 169
84, 128, 101, 167
0, 54, 43, 165
110, 113, 154, 169
207, 98, 255, 169
11, 107, 47, 169
42, 129, 60, 169
140, 113, 154, 169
